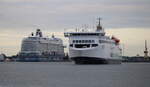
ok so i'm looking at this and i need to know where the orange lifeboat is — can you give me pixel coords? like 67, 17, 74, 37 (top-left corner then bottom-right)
111, 36, 120, 44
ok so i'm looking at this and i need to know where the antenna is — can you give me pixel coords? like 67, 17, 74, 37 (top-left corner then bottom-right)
145, 40, 147, 51
98, 17, 101, 26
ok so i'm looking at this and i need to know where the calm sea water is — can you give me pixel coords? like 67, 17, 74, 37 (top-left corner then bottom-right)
0, 62, 150, 87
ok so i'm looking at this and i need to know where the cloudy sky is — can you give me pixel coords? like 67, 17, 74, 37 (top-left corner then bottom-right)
0, 0, 150, 56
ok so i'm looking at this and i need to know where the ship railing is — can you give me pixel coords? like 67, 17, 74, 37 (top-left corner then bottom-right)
64, 28, 105, 33
19, 51, 41, 54
64, 28, 98, 33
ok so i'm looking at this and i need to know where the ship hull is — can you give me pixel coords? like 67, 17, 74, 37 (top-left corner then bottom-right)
71, 57, 121, 64
69, 46, 122, 64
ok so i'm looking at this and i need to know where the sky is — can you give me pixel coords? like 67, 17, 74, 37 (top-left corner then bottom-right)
0, 0, 150, 56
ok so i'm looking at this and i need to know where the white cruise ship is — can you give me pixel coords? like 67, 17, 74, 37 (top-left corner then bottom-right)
64, 19, 122, 64
19, 29, 65, 62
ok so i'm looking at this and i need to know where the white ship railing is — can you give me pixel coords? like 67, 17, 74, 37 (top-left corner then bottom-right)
64, 28, 98, 33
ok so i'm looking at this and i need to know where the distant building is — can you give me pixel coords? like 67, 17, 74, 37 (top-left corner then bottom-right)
0, 54, 5, 62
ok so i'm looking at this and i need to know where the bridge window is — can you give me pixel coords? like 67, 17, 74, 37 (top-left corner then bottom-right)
88, 40, 91, 43
92, 40, 95, 43
73, 40, 95, 43
82, 40, 84, 43
76, 40, 78, 43
73, 40, 75, 43
79, 40, 81, 43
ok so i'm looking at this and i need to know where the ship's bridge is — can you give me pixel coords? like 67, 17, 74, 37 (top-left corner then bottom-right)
64, 31, 105, 37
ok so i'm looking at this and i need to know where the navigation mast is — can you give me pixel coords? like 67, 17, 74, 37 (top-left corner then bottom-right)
96, 18, 103, 31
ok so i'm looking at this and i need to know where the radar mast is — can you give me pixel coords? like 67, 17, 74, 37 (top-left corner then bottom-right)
96, 18, 103, 31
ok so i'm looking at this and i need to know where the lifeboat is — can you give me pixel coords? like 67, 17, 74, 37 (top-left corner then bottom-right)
111, 36, 120, 44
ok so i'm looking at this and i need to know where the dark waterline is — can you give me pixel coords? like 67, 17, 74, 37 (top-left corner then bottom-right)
0, 62, 150, 87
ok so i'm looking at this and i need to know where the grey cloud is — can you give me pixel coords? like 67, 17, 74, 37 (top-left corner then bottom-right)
0, 0, 150, 31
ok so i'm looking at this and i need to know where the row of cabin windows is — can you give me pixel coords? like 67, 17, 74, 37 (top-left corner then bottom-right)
72, 40, 116, 44
99, 40, 115, 44
70, 44, 98, 48
73, 40, 95, 43
72, 40, 115, 44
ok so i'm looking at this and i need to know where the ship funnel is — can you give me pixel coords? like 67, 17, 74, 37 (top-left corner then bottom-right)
36, 29, 43, 37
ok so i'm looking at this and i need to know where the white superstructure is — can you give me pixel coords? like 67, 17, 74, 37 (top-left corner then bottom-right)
64, 19, 122, 64
19, 29, 65, 61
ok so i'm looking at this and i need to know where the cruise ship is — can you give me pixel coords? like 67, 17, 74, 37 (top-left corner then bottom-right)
18, 29, 65, 62
64, 18, 122, 64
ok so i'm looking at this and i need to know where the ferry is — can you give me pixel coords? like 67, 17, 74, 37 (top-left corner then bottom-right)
64, 18, 122, 64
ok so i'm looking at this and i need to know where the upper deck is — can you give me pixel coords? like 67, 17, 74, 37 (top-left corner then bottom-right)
22, 29, 63, 44
64, 18, 120, 45
64, 18, 106, 37
64, 29, 105, 37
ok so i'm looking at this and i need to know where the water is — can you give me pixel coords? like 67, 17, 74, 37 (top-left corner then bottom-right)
0, 62, 150, 87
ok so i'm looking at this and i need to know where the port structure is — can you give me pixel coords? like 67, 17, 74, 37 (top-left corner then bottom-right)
144, 40, 149, 58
